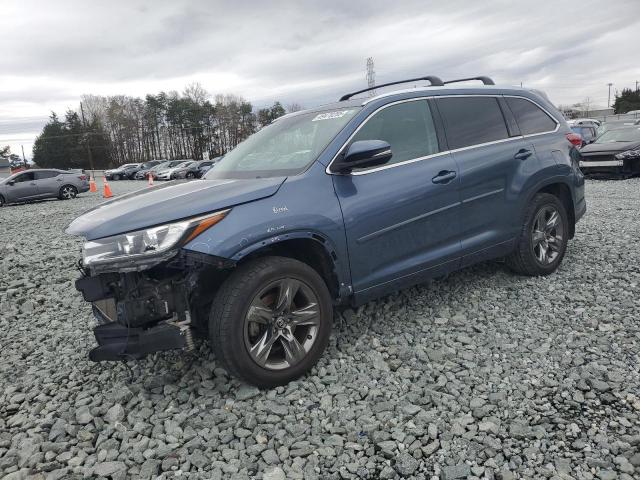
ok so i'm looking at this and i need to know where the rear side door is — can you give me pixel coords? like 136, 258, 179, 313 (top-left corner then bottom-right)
435, 95, 527, 264
34, 170, 63, 197
6, 172, 38, 201
331, 98, 462, 301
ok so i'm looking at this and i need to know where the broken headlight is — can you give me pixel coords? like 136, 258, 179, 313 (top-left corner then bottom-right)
82, 210, 229, 272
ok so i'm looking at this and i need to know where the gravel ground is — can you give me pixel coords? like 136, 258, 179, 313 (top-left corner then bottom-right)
1, 179, 639, 480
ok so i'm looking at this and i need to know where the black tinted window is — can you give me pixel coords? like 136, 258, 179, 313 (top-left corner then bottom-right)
14, 172, 35, 182
34, 170, 59, 180
437, 97, 509, 150
350, 100, 440, 168
506, 97, 557, 135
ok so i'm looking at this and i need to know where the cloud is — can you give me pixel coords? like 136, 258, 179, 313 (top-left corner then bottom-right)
1, 0, 640, 157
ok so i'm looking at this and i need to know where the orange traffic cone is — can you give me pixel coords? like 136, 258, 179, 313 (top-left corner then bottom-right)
89, 174, 97, 192
103, 177, 113, 198
148, 173, 154, 187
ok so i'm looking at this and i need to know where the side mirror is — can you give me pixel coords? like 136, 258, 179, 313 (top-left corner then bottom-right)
7, 180, 15, 186
332, 140, 393, 173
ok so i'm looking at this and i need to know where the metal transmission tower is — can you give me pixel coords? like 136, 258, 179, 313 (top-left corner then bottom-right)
366, 57, 376, 97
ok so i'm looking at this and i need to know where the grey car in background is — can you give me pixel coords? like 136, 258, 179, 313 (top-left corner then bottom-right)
0, 169, 89, 206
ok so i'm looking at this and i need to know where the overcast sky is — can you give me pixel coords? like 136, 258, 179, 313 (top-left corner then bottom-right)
2, 0, 639, 159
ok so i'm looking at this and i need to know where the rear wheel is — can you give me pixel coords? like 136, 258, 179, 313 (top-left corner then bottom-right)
209, 256, 333, 387
113, 174, 120, 181
186, 172, 195, 179
506, 193, 569, 276
59, 185, 78, 200
0, 195, 5, 207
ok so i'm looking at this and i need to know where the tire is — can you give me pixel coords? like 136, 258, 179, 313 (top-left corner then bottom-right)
209, 256, 333, 388
113, 174, 120, 181
506, 193, 569, 276
59, 185, 78, 200
186, 172, 195, 179
0, 195, 5, 207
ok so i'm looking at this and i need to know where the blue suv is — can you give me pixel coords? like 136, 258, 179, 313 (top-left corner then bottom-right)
67, 75, 586, 387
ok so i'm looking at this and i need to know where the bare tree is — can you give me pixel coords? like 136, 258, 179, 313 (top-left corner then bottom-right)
287, 102, 304, 113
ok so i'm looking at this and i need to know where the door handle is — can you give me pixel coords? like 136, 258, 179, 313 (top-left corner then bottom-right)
514, 148, 533, 160
432, 170, 457, 184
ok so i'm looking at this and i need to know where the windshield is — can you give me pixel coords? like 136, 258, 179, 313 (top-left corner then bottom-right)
205, 108, 360, 179
595, 127, 640, 144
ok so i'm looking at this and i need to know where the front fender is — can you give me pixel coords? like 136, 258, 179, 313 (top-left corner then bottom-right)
229, 229, 339, 261
182, 163, 352, 298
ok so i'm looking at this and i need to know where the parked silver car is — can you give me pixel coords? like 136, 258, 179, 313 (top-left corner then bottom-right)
0, 169, 90, 206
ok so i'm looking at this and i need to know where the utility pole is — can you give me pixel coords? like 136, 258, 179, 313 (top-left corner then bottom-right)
607, 83, 613, 108
636, 80, 639, 92
80, 102, 95, 173
366, 57, 376, 97
21, 145, 27, 168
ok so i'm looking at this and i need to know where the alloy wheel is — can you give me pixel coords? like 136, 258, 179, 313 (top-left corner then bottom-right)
244, 278, 320, 371
531, 205, 564, 265
61, 186, 77, 199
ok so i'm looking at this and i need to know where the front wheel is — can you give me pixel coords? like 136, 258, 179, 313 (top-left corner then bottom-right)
186, 172, 195, 179
506, 193, 569, 276
209, 256, 333, 388
59, 185, 78, 200
0, 195, 5, 207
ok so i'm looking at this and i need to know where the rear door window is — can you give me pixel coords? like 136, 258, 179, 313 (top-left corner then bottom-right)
34, 170, 59, 180
350, 99, 440, 169
437, 97, 509, 149
505, 97, 557, 135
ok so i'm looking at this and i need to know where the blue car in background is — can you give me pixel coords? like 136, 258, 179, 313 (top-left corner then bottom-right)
67, 74, 585, 387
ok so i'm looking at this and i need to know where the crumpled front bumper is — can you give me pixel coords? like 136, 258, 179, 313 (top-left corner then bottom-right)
74, 250, 234, 362
75, 263, 192, 362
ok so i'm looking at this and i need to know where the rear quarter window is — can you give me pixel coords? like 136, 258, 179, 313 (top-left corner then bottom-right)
505, 97, 557, 135
437, 97, 509, 150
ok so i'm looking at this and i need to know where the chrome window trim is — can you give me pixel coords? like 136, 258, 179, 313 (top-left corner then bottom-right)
326, 94, 560, 176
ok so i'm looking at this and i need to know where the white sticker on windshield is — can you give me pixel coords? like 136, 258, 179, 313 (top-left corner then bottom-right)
312, 110, 353, 121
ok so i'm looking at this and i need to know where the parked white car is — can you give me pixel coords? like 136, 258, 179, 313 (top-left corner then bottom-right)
568, 118, 602, 128
155, 160, 194, 180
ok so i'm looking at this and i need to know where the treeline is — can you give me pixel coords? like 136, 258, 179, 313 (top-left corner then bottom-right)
613, 88, 640, 114
33, 83, 291, 169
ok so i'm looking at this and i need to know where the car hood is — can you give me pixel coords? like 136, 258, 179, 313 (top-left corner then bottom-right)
581, 141, 640, 155
66, 177, 286, 240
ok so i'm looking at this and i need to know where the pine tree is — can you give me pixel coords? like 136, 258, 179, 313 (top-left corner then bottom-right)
613, 88, 640, 114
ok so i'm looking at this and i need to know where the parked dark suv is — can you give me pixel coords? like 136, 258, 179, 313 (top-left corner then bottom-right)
67, 75, 586, 387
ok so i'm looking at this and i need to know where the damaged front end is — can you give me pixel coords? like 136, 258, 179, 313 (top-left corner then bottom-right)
70, 210, 233, 362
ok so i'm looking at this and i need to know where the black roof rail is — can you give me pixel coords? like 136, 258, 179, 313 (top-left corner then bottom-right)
339, 75, 444, 101
443, 76, 495, 86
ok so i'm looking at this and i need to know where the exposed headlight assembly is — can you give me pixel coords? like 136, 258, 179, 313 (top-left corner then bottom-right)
82, 210, 229, 273
615, 149, 640, 160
